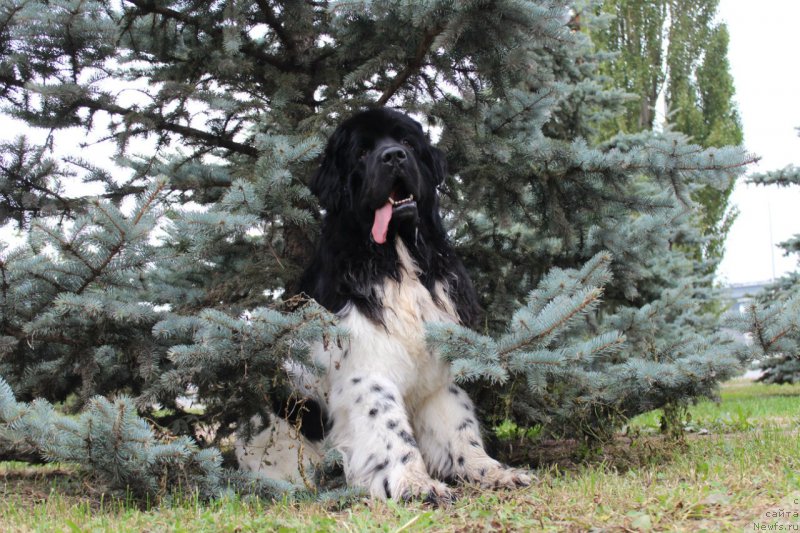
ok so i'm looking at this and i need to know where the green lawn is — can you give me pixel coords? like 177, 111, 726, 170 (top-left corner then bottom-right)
630, 380, 800, 432
2, 381, 799, 532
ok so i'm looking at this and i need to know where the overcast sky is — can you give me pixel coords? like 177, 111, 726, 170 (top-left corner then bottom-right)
715, 0, 800, 284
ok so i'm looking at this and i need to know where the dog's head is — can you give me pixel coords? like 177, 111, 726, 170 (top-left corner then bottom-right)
309, 108, 447, 244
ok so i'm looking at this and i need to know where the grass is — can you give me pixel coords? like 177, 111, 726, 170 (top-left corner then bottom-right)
630, 381, 800, 433
2, 381, 799, 532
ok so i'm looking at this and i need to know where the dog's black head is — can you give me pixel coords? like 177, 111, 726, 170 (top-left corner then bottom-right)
309, 108, 447, 244
301, 108, 479, 328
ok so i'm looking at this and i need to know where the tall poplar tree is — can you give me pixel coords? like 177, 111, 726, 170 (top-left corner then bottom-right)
0, 0, 753, 500
591, 0, 743, 268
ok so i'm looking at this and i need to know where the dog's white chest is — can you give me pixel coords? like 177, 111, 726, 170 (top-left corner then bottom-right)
315, 242, 459, 406
378, 242, 458, 360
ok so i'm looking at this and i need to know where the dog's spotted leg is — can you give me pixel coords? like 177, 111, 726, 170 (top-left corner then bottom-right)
327, 375, 453, 504
412, 383, 532, 489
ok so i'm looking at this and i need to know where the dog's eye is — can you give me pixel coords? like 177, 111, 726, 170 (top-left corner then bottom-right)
359, 149, 369, 160
401, 138, 414, 151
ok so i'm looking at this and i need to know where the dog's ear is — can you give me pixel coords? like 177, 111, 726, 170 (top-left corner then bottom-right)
309, 155, 339, 211
429, 145, 448, 186
309, 140, 343, 211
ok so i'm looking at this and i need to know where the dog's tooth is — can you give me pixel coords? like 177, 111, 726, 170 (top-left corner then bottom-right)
388, 195, 415, 206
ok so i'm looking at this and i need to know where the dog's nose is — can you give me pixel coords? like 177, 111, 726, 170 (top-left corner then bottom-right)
381, 146, 407, 165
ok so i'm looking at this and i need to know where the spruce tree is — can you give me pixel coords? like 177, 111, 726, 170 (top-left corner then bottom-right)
731, 148, 800, 384
0, 0, 753, 500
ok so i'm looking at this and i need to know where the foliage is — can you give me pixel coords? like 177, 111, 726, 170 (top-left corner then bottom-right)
0, 0, 754, 496
0, 376, 294, 502
736, 292, 800, 385
732, 130, 800, 385
589, 0, 743, 269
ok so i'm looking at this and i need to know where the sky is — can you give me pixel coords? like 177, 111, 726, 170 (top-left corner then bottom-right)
714, 0, 800, 284
1, 2, 798, 286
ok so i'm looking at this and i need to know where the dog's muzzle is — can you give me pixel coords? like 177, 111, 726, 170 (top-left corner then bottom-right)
369, 143, 420, 244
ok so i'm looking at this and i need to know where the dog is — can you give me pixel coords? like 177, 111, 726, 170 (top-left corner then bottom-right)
236, 108, 531, 503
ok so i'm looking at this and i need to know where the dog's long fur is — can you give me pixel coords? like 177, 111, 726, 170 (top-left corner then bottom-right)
236, 109, 529, 502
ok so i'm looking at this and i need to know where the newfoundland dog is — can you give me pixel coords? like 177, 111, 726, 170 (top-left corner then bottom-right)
237, 108, 530, 503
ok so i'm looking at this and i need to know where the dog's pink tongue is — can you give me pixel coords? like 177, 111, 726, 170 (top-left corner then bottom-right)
371, 201, 393, 244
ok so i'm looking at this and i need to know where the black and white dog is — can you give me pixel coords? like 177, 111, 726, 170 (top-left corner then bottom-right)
237, 109, 530, 503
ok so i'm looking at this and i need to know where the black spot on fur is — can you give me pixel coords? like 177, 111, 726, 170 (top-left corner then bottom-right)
457, 419, 474, 431
297, 108, 481, 329
448, 385, 459, 395
370, 384, 383, 393
355, 395, 362, 403
352, 377, 362, 384
383, 477, 391, 498
479, 468, 486, 477
383, 392, 396, 402
368, 407, 378, 417
387, 419, 398, 430
401, 452, 413, 464
470, 440, 480, 447
461, 402, 471, 410
457, 456, 465, 466
398, 430, 417, 447
372, 458, 390, 473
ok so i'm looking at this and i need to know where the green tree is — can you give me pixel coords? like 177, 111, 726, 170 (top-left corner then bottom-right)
685, 23, 743, 265
0, 0, 753, 500
592, 1, 667, 133
591, 0, 743, 269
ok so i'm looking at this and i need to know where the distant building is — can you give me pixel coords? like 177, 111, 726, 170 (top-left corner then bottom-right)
724, 280, 771, 314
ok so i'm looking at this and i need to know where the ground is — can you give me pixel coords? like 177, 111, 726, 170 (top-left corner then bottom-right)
1, 380, 799, 531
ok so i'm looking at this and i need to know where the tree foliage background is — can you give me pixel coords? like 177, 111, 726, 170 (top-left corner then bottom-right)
590, 0, 743, 270
0, 0, 753, 500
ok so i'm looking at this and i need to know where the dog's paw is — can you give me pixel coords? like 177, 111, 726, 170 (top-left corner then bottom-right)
381, 469, 454, 506
461, 460, 532, 489
484, 466, 532, 489
398, 477, 454, 506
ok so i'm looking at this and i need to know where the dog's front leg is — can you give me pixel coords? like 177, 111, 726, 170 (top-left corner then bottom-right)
327, 375, 453, 503
413, 383, 532, 489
